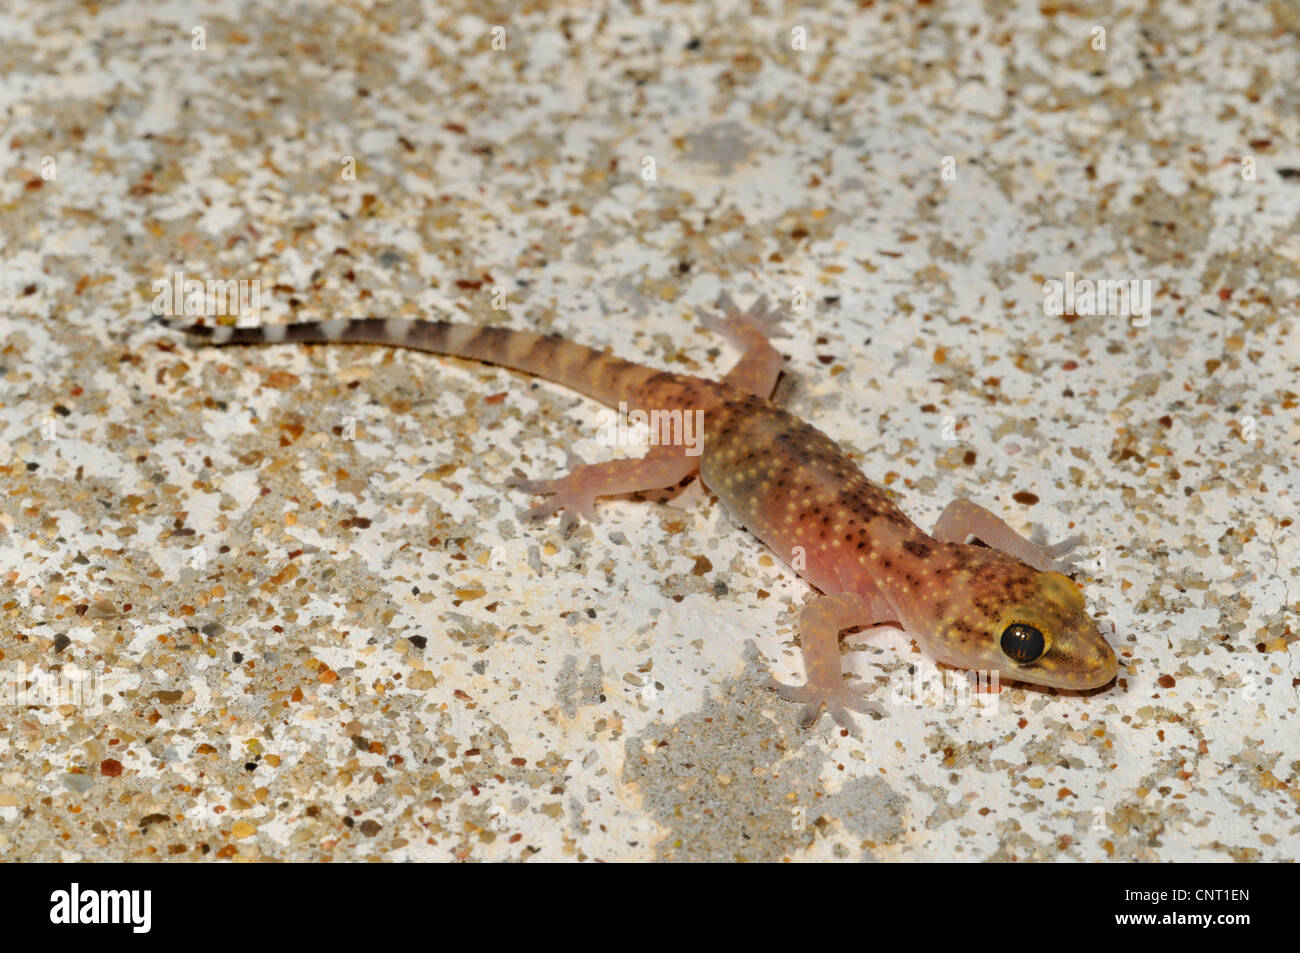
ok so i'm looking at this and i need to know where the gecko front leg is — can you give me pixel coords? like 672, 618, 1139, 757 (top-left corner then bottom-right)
931, 498, 1082, 573
768, 590, 890, 730
507, 444, 699, 532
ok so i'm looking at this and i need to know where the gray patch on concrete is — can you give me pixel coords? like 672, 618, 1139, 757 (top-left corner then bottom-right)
556, 654, 604, 719
623, 643, 906, 861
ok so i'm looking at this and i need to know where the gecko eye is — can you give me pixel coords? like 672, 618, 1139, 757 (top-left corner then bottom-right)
1000, 623, 1046, 664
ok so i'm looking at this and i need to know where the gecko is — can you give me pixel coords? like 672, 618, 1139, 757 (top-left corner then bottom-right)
154, 295, 1118, 729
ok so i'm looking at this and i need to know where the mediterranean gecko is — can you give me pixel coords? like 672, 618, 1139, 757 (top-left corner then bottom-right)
154, 296, 1118, 728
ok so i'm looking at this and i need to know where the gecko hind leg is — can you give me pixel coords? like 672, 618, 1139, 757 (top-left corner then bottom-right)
507, 444, 699, 533
931, 498, 1082, 573
767, 591, 889, 730
698, 293, 789, 399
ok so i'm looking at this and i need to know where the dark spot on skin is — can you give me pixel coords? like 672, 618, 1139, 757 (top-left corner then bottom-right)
903, 539, 931, 559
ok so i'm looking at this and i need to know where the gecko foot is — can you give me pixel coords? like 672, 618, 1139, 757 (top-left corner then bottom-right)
506, 446, 700, 534
505, 473, 600, 532
698, 292, 790, 340
1028, 528, 1085, 574
765, 676, 882, 731
505, 450, 600, 532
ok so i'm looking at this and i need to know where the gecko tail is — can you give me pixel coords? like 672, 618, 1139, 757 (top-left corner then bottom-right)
151, 314, 659, 406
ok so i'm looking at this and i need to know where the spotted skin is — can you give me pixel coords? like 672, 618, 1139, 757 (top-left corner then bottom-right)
154, 297, 1117, 729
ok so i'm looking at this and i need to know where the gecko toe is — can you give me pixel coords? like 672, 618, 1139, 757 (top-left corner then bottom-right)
1040, 534, 1083, 560
696, 306, 727, 334
825, 701, 851, 730
1042, 535, 1080, 555
767, 676, 877, 729
1027, 529, 1085, 572
765, 676, 801, 701
506, 474, 565, 495
714, 291, 740, 318
521, 501, 560, 522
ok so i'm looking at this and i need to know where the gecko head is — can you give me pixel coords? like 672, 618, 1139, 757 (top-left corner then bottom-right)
925, 563, 1118, 691
982, 569, 1118, 686
984, 569, 1117, 690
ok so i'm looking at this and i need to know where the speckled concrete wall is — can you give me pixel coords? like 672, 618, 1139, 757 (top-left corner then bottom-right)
1, 0, 1296, 862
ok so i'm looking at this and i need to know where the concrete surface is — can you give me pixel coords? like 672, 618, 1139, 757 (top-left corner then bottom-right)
1, 0, 1297, 861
